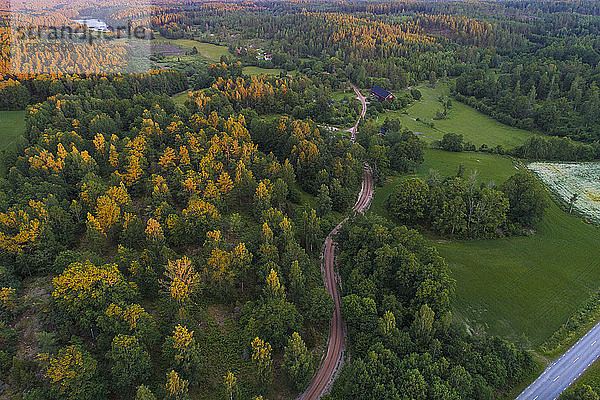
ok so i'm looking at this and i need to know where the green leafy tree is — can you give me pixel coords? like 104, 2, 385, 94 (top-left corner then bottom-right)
440, 133, 464, 152
283, 332, 313, 390
135, 385, 157, 400
388, 178, 430, 224
108, 335, 151, 392
501, 172, 548, 227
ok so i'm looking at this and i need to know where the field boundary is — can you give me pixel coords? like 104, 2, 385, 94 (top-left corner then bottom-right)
539, 287, 600, 358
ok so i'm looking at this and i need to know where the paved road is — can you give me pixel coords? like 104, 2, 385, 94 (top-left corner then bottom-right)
298, 82, 372, 400
516, 320, 600, 400
298, 165, 374, 400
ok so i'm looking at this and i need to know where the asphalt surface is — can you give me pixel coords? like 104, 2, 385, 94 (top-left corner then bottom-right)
298, 83, 372, 400
516, 320, 600, 400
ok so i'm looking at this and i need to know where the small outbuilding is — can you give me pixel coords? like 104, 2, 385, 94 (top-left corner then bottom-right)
371, 86, 395, 101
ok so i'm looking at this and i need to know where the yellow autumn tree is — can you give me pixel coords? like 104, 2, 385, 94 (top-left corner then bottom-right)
145, 218, 164, 243
93, 133, 106, 153
0, 287, 16, 312
52, 261, 135, 322
224, 371, 236, 400
160, 147, 177, 170
251, 337, 272, 383
216, 172, 234, 195
266, 268, 285, 298
179, 146, 191, 166
262, 222, 273, 244
165, 370, 188, 400
38, 345, 98, 397
205, 247, 233, 284
161, 257, 199, 305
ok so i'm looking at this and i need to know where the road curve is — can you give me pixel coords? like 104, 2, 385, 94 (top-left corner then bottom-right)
298, 165, 374, 400
347, 83, 367, 142
298, 82, 372, 400
516, 320, 600, 400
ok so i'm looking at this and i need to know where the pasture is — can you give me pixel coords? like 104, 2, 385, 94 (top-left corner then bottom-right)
153, 36, 232, 61
374, 81, 535, 149
372, 149, 600, 346
0, 110, 25, 176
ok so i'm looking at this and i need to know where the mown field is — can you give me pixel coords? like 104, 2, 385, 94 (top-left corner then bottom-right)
372, 149, 600, 347
0, 111, 25, 176
153, 36, 232, 61
373, 81, 535, 149
0, 110, 24, 151
171, 91, 191, 105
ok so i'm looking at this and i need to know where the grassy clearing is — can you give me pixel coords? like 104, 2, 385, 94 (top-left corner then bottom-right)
372, 149, 600, 346
172, 91, 191, 105
194, 42, 232, 61
242, 66, 284, 76
153, 36, 231, 61
374, 81, 535, 149
0, 110, 25, 176
0, 110, 25, 151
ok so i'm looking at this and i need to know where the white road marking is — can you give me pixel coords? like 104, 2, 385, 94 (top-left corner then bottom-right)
592, 340, 597, 346
553, 376, 560, 382
574, 357, 580, 363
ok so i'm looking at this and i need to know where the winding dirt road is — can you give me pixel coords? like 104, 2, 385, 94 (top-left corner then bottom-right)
346, 83, 368, 142
298, 83, 372, 400
298, 165, 374, 400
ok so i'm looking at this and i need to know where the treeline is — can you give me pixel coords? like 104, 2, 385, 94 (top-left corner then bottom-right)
455, 59, 600, 142
328, 215, 535, 399
437, 132, 600, 162
512, 136, 600, 161
0, 70, 187, 111
387, 170, 548, 239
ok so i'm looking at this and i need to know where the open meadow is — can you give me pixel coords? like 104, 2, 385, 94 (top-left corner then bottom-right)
152, 36, 232, 61
0, 110, 25, 176
373, 81, 535, 149
372, 149, 600, 346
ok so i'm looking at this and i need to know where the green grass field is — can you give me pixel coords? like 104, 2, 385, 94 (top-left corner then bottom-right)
372, 149, 600, 346
153, 36, 231, 61
194, 42, 231, 61
0, 110, 25, 176
374, 81, 535, 149
242, 66, 284, 77
172, 91, 191, 105
0, 110, 25, 152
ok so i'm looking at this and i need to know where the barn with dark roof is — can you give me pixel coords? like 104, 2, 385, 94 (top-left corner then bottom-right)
371, 86, 395, 101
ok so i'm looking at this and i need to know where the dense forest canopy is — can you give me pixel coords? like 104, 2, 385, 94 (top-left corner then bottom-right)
1, 1, 600, 399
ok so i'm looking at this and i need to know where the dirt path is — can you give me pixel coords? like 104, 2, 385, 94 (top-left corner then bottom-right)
298, 83, 372, 400
344, 83, 367, 141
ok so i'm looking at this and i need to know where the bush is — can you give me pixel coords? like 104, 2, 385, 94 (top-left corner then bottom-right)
440, 133, 464, 152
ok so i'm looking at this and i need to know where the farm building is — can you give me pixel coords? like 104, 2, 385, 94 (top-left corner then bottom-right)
371, 86, 395, 101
